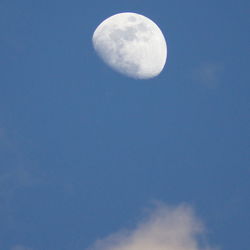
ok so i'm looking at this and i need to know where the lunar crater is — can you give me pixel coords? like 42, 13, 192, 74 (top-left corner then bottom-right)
109, 27, 138, 42
128, 15, 137, 22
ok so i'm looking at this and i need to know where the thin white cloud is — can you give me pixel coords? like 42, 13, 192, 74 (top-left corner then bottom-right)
88, 203, 218, 250
193, 62, 223, 88
10, 245, 33, 250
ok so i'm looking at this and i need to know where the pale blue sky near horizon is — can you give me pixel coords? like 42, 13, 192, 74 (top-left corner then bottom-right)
0, 0, 249, 249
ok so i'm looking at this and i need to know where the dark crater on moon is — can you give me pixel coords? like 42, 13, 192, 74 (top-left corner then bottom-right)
109, 27, 137, 42
128, 15, 137, 22
109, 22, 149, 44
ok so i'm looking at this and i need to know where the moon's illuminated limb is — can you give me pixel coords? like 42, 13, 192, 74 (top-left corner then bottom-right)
92, 12, 167, 79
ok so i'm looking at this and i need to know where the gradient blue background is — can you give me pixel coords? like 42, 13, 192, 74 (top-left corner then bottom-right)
0, 0, 249, 249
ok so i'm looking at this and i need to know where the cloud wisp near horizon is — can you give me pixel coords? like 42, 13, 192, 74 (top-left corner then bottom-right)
10, 245, 33, 250
88, 203, 218, 250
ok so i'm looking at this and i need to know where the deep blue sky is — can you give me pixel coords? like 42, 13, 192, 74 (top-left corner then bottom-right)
0, 0, 249, 249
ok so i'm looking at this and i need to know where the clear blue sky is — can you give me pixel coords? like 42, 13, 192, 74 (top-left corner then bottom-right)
0, 0, 249, 249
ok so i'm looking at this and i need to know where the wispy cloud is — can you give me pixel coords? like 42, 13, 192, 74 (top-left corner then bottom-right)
0, 127, 46, 232
192, 62, 223, 88
10, 245, 33, 250
0, 166, 38, 199
88, 203, 218, 250
0, 127, 44, 200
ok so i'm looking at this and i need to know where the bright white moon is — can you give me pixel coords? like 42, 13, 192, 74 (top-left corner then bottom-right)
92, 12, 167, 79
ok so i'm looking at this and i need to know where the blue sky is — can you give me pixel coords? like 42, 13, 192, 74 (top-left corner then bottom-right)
0, 0, 249, 249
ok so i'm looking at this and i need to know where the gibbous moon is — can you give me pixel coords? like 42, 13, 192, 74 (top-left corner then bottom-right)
92, 12, 167, 79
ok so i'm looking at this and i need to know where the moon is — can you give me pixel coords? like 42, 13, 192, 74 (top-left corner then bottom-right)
92, 12, 167, 79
